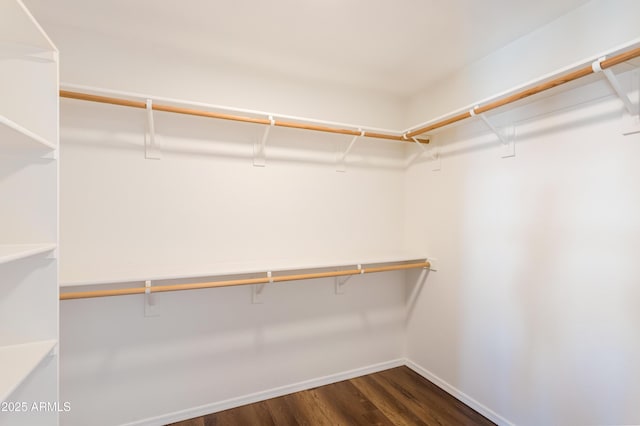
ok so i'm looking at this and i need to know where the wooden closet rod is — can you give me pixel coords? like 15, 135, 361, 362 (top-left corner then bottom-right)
406, 45, 640, 138
59, 261, 430, 300
59, 90, 429, 144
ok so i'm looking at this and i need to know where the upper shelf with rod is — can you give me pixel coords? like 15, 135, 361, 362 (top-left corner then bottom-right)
59, 42, 640, 156
59, 255, 433, 300
59, 85, 430, 145
60, 253, 433, 288
403, 42, 640, 139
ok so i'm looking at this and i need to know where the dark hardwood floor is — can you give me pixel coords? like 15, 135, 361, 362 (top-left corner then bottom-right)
167, 366, 495, 426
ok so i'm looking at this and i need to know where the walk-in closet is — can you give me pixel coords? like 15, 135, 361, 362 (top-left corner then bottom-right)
1, 0, 639, 425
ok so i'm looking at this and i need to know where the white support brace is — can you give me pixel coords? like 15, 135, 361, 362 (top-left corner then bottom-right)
426, 257, 438, 271
622, 69, 640, 135
592, 57, 638, 116
406, 136, 440, 170
337, 129, 364, 172
412, 137, 429, 153
144, 280, 160, 317
335, 264, 363, 294
252, 271, 272, 303
602, 69, 638, 115
254, 115, 275, 167
470, 106, 515, 158
252, 284, 265, 304
405, 137, 421, 168
145, 99, 161, 159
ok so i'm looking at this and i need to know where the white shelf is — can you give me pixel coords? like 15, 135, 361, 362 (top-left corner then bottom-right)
0, 244, 56, 266
0, 114, 56, 155
60, 253, 429, 287
0, 41, 56, 62
0, 0, 57, 53
0, 339, 56, 403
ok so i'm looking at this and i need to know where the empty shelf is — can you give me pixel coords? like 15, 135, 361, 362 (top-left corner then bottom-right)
0, 339, 57, 403
0, 244, 56, 266
0, 114, 56, 155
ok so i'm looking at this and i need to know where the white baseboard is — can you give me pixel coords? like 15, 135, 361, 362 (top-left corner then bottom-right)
404, 359, 515, 426
121, 358, 405, 426
122, 358, 515, 426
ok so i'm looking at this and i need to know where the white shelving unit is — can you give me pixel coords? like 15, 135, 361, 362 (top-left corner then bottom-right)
0, 1, 59, 425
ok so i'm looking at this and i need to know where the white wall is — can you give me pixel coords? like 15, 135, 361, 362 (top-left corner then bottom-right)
404, 69, 640, 425
405, 0, 640, 127
58, 72, 409, 425
46, 24, 406, 130
403, 2, 640, 424
59, 100, 408, 283
61, 275, 406, 425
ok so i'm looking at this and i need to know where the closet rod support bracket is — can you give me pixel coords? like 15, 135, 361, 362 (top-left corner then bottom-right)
426, 257, 438, 271
593, 57, 639, 117
337, 129, 364, 172
412, 136, 429, 153
335, 264, 362, 294
144, 280, 160, 317
252, 284, 265, 303
621, 68, 640, 136
470, 107, 515, 158
406, 136, 440, 170
252, 271, 272, 303
254, 115, 275, 167
145, 99, 162, 160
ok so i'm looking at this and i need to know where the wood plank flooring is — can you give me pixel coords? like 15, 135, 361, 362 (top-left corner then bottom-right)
167, 366, 495, 426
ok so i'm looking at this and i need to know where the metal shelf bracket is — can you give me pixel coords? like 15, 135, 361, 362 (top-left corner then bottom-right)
337, 129, 364, 172
592, 57, 640, 136
470, 106, 515, 158
593, 57, 638, 116
145, 99, 161, 159
335, 264, 363, 294
254, 115, 275, 167
426, 257, 438, 271
406, 136, 440, 170
144, 280, 160, 317
252, 271, 273, 303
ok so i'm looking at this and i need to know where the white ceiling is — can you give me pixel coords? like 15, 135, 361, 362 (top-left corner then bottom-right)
25, 0, 590, 96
